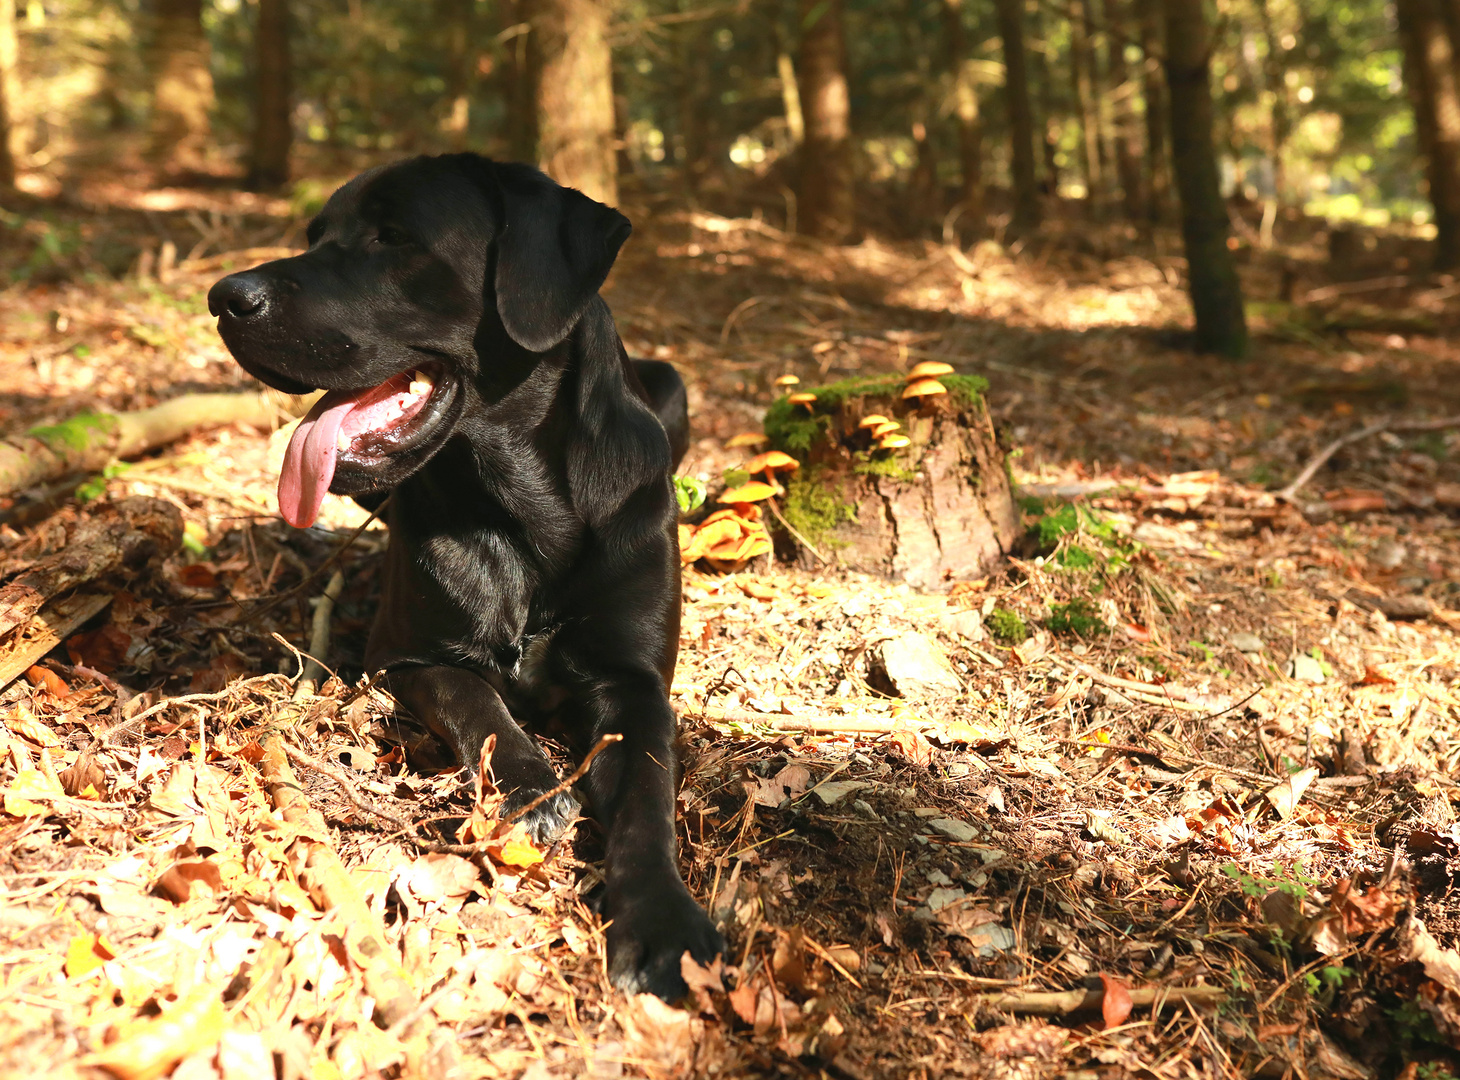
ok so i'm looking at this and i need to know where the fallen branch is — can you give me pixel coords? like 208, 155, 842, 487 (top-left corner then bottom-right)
979, 983, 1225, 1016
279, 739, 415, 834
691, 706, 994, 743
0, 389, 318, 500
294, 570, 345, 700
1278, 415, 1460, 503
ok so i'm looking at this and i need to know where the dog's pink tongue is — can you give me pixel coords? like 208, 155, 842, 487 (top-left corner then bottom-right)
278, 391, 357, 529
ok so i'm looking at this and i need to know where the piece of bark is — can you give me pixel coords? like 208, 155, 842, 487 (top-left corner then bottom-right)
0, 389, 318, 500
0, 497, 183, 641
0, 591, 112, 689
765, 377, 1016, 589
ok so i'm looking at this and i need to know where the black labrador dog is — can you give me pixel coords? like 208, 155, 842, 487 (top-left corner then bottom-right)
207, 154, 721, 1001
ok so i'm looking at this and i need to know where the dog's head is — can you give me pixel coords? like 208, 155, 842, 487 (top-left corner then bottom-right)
208, 154, 631, 528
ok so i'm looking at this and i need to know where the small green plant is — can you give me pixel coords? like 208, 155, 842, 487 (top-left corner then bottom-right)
1046, 597, 1106, 637
673, 475, 706, 514
1221, 859, 1319, 900
1027, 500, 1132, 572
75, 462, 131, 503
1304, 963, 1353, 996
987, 608, 1028, 644
1308, 646, 1335, 679
1188, 640, 1215, 662
720, 467, 750, 490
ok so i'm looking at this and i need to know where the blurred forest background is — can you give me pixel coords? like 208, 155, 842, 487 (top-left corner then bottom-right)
0, 0, 1454, 360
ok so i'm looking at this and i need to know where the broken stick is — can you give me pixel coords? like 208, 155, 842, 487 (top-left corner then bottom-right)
979, 983, 1225, 1016
1279, 414, 1460, 503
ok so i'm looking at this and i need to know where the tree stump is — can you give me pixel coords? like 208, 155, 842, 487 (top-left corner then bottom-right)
761, 374, 1016, 590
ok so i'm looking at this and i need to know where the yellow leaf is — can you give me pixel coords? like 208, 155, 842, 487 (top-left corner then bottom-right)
65, 932, 116, 979
88, 988, 225, 1080
491, 837, 546, 869
3, 767, 64, 817
725, 432, 767, 449
7, 702, 61, 747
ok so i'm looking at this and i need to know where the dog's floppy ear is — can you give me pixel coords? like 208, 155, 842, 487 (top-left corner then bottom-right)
492, 166, 632, 353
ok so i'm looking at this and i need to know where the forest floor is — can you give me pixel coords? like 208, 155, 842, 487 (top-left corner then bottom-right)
4, 168, 1460, 1079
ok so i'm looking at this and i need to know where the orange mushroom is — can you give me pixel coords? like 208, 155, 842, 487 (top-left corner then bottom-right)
902, 377, 948, 402
774, 374, 801, 388
787, 392, 818, 412
870, 420, 901, 439
858, 414, 890, 430
878, 433, 912, 450
726, 432, 768, 449
906, 360, 955, 380
745, 450, 800, 484
719, 480, 782, 504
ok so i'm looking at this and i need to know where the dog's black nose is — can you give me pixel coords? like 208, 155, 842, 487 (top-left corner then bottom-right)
208, 273, 270, 319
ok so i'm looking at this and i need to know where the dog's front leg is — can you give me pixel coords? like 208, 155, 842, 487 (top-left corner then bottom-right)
386, 665, 579, 845
576, 673, 725, 1001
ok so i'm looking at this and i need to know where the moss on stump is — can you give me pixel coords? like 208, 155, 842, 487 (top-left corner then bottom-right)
763, 373, 1015, 589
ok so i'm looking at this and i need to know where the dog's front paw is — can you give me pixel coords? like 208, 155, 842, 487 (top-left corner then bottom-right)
501, 787, 579, 847
606, 880, 725, 1002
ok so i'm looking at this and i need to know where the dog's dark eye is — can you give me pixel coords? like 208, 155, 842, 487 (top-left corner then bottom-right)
305, 221, 324, 246
375, 225, 411, 247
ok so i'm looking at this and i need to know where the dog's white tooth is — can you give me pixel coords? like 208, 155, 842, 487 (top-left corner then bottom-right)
337, 431, 350, 451
409, 371, 433, 396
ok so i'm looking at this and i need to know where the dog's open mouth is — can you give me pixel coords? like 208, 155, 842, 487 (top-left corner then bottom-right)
280, 364, 448, 528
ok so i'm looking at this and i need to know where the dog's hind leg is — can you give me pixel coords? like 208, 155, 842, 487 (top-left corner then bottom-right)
385, 665, 579, 845
629, 359, 689, 470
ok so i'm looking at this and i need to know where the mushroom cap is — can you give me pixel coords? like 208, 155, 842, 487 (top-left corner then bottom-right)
720, 480, 782, 503
773, 374, 801, 387
906, 360, 955, 379
786, 392, 817, 404
858, 414, 890, 429
746, 450, 799, 474
870, 420, 901, 438
902, 377, 948, 399
726, 432, 768, 449
878, 434, 912, 449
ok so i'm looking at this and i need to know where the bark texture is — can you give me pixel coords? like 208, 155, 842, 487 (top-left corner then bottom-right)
797, 0, 855, 241
247, 0, 292, 189
525, 0, 618, 205
1069, 0, 1104, 206
1163, 0, 1248, 357
147, 0, 215, 170
1105, 0, 1145, 220
768, 380, 1016, 590
1397, 0, 1460, 269
994, 0, 1040, 232
0, 0, 18, 188
942, 0, 983, 228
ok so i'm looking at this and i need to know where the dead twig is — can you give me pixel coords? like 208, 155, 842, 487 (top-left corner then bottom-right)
978, 983, 1225, 1016
294, 570, 345, 700
764, 498, 827, 565
502, 731, 622, 826
278, 739, 415, 834
1278, 415, 1460, 503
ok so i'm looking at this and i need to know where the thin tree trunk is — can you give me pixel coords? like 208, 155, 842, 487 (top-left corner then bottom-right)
679, 11, 712, 193
1070, 0, 1104, 207
1164, 0, 1247, 357
147, 0, 214, 171
1255, 0, 1290, 205
0, 0, 18, 189
1105, 0, 1144, 219
247, 0, 291, 190
777, 49, 805, 146
995, 0, 1040, 233
1137, 0, 1170, 223
1397, 0, 1460, 269
440, 0, 474, 150
942, 0, 983, 230
525, 0, 618, 205
499, 0, 537, 163
1032, 8, 1061, 192
797, 0, 855, 241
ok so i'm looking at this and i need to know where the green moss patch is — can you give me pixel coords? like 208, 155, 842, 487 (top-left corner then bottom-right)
987, 608, 1027, 644
782, 466, 858, 546
28, 412, 117, 454
763, 372, 987, 455
1046, 597, 1107, 637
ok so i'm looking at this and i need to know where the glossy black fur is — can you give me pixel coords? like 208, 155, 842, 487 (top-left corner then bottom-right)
207, 154, 720, 1001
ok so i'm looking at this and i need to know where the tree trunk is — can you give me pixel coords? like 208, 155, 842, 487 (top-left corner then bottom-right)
147, 0, 215, 171
440, 0, 475, 150
1137, 0, 1170, 223
679, 13, 713, 193
777, 49, 805, 147
499, 0, 537, 163
994, 0, 1041, 233
525, 0, 618, 205
763, 377, 1016, 590
941, 0, 983, 230
247, 0, 291, 190
1255, 0, 1290, 205
1397, 0, 1460, 270
797, 0, 855, 241
1069, 0, 1104, 207
1164, 0, 1248, 357
1105, 0, 1145, 220
1032, 7, 1061, 192
0, 0, 18, 189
